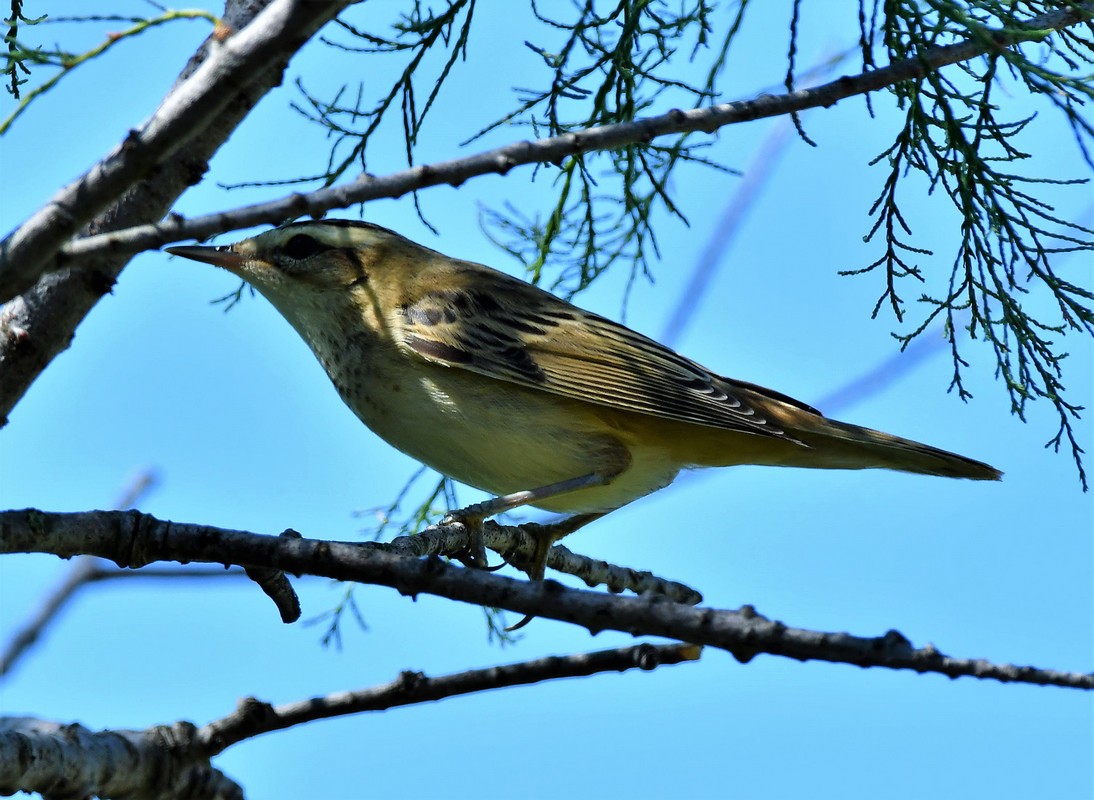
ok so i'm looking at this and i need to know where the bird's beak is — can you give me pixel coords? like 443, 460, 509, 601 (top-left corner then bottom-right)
165, 244, 248, 271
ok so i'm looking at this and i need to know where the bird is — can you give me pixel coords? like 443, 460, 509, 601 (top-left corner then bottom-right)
167, 219, 1001, 595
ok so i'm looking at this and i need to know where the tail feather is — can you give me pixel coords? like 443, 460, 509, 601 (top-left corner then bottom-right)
794, 417, 1002, 481
726, 382, 1002, 481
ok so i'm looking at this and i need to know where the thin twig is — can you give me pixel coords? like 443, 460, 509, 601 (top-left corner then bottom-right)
661, 116, 794, 347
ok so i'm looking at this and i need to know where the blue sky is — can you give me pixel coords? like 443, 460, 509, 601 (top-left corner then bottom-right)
2, 4, 1091, 798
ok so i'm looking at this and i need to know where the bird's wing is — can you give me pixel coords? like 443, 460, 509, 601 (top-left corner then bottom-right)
395, 273, 813, 443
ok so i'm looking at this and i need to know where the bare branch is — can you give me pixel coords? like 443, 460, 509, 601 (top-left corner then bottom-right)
0, 468, 164, 677
0, 508, 695, 680
3, 509, 1089, 690
0, 643, 698, 796
0, 556, 101, 678
0, 563, 263, 679
241, 528, 302, 623
197, 642, 701, 755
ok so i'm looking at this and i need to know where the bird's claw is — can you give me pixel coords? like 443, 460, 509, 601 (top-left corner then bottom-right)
441, 509, 492, 570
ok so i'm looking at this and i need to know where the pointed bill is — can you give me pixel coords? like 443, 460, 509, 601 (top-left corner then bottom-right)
165, 244, 247, 270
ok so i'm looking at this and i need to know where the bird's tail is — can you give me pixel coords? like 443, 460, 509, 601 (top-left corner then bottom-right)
724, 381, 1003, 481
791, 416, 1003, 480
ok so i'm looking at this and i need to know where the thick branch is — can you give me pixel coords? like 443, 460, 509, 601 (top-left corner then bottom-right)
3, 509, 1089, 690
0, 0, 353, 302
53, 2, 1093, 264
0, 519, 688, 679
0, 717, 241, 800
0, 0, 348, 427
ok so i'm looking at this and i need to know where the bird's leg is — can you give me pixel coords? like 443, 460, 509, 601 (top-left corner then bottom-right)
442, 472, 612, 572
446, 472, 612, 521
441, 472, 615, 633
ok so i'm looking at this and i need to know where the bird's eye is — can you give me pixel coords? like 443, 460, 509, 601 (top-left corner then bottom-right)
281, 234, 327, 260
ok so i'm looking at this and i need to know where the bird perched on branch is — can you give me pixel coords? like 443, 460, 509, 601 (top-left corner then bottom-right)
167, 220, 1001, 591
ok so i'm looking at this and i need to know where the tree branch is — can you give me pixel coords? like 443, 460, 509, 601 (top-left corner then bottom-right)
49, 2, 1093, 266
0, 517, 691, 679
0, 0, 348, 428
0, 643, 698, 797
0, 563, 286, 679
0, 717, 242, 800
196, 642, 700, 755
384, 519, 703, 604
3, 509, 1089, 690
0, 0, 354, 303
0, 468, 169, 677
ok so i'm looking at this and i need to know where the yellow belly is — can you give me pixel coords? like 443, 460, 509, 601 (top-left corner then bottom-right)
338, 357, 690, 513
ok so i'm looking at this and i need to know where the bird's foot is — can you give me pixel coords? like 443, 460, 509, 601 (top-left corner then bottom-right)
441, 476, 612, 630
505, 512, 605, 632
441, 508, 494, 570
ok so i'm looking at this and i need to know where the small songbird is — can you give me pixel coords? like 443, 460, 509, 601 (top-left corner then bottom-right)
167, 220, 1001, 585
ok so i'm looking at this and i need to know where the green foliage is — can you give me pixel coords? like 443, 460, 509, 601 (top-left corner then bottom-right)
468, 1, 736, 293
262, 1, 737, 296
293, 1, 477, 184
1, 8, 219, 134
4, 0, 44, 100
847, 0, 1094, 488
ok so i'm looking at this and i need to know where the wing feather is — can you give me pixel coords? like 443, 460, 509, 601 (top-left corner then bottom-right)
395, 275, 807, 443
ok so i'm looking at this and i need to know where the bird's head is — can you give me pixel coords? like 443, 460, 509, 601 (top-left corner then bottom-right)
166, 219, 442, 336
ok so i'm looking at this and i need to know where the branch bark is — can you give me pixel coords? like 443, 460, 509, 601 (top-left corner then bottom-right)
0, 717, 242, 800
0, 518, 692, 679
0, 513, 699, 681
3, 508, 1090, 690
385, 519, 703, 603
